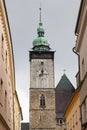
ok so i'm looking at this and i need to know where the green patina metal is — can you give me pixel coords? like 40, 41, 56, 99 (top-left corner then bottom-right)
32, 8, 50, 51
37, 24, 44, 34
33, 37, 49, 46
56, 74, 75, 91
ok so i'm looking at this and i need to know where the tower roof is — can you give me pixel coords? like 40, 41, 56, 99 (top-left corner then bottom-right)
32, 8, 50, 51
56, 74, 75, 91
55, 74, 75, 117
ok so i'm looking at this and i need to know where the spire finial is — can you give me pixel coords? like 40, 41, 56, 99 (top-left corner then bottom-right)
63, 69, 66, 74
37, 4, 45, 37
39, 4, 42, 26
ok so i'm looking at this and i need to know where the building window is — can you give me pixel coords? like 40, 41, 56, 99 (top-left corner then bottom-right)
56, 118, 64, 125
0, 78, 3, 107
60, 119, 62, 125
0, 78, 3, 94
5, 90, 7, 111
41, 61, 44, 65
40, 94, 45, 108
73, 115, 75, 128
81, 98, 87, 125
75, 110, 78, 125
5, 51, 7, 73
82, 59, 85, 78
0, 78, 3, 86
1, 34, 4, 60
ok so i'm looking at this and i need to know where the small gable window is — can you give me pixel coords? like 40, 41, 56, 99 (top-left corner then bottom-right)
56, 118, 65, 125
40, 94, 46, 108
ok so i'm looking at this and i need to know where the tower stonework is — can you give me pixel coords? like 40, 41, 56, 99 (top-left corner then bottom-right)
29, 8, 56, 130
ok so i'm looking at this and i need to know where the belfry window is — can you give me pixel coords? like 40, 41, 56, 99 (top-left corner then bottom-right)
40, 94, 45, 108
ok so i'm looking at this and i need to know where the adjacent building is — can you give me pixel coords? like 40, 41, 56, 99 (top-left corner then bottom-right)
74, 0, 87, 129
65, 0, 87, 130
21, 123, 29, 130
0, 0, 15, 129
64, 87, 81, 130
0, 0, 22, 130
55, 74, 75, 130
14, 90, 23, 130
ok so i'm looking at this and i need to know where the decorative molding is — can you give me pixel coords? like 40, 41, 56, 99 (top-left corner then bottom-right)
75, 11, 87, 52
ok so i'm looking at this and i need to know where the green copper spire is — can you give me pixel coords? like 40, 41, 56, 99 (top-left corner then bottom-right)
37, 7, 44, 37
32, 7, 50, 51
39, 7, 42, 25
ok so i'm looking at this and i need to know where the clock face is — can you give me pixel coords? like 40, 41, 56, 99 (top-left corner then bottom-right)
36, 61, 49, 88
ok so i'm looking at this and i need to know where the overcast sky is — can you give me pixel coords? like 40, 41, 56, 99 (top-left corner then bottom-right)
5, 0, 81, 122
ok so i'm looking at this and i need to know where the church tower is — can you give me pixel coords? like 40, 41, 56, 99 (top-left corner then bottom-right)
29, 8, 56, 130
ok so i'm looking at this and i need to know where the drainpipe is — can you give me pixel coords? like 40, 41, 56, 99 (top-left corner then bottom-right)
72, 47, 80, 86
73, 46, 83, 130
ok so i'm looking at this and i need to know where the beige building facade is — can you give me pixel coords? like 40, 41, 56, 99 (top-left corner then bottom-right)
0, 0, 15, 130
0, 1, 22, 130
14, 90, 23, 130
64, 87, 81, 130
75, 0, 87, 129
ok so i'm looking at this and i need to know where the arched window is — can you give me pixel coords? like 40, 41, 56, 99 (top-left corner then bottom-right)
40, 94, 45, 108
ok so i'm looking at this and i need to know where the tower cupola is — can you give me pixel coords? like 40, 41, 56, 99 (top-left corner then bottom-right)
32, 8, 50, 51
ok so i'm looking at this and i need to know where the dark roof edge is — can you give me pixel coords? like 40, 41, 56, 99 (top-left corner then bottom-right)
75, 0, 83, 35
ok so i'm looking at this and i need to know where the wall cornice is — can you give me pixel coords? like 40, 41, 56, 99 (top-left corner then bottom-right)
75, 10, 87, 52
0, 0, 15, 93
